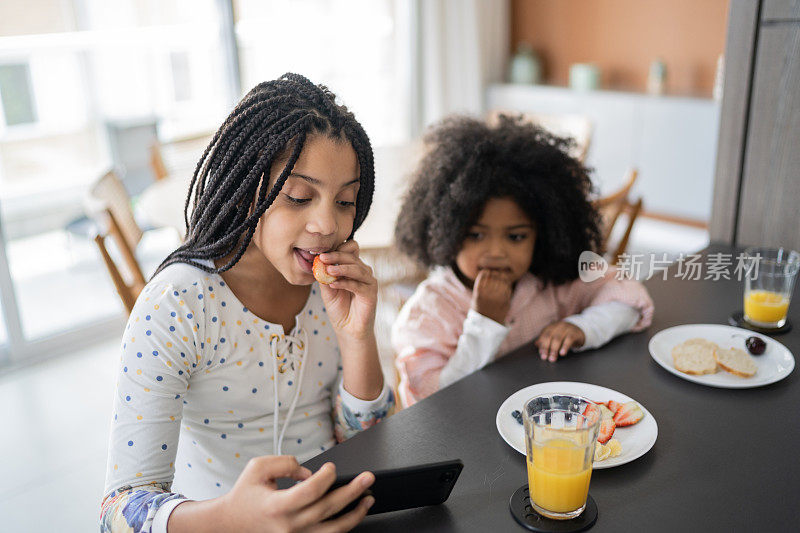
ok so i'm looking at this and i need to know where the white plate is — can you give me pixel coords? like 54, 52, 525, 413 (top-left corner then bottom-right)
648, 324, 795, 388
495, 381, 658, 469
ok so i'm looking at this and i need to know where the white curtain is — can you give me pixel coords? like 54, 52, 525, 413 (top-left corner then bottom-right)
416, 0, 509, 131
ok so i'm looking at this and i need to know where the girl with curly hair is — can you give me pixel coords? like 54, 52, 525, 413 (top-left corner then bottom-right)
101, 74, 394, 533
391, 115, 654, 407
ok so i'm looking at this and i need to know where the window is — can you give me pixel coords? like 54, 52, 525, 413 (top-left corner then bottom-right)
170, 51, 192, 102
233, 0, 414, 146
0, 0, 232, 359
0, 0, 417, 367
0, 63, 37, 126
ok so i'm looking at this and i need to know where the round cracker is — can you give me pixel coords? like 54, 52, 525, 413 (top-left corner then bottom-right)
713, 347, 757, 378
672, 338, 718, 375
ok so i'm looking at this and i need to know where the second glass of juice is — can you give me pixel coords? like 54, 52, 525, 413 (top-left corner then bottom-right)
742, 247, 799, 329
523, 394, 600, 520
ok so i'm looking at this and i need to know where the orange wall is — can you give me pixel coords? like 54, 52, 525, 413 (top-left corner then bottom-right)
510, 0, 729, 96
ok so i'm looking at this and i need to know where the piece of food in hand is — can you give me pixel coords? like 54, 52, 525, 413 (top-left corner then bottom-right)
672, 337, 719, 375
594, 442, 611, 462
612, 402, 644, 427
745, 336, 767, 355
713, 347, 758, 378
312, 255, 337, 284
597, 418, 616, 444
607, 439, 623, 458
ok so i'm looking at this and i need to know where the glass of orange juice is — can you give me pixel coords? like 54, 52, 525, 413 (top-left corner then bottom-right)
522, 394, 600, 520
742, 247, 799, 329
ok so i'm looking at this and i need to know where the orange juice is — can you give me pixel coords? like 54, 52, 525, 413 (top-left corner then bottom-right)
744, 290, 789, 324
527, 438, 593, 514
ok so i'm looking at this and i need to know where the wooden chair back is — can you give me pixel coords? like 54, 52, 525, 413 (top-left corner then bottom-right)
149, 142, 169, 181
594, 168, 643, 263
85, 169, 147, 313
93, 208, 146, 313
87, 170, 143, 249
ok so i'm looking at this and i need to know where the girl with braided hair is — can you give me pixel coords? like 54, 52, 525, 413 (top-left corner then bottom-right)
102, 74, 394, 533
391, 115, 654, 407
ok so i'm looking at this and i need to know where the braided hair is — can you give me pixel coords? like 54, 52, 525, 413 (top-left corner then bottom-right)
154, 73, 374, 277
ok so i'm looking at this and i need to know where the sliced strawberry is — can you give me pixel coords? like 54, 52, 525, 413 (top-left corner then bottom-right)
581, 404, 601, 426
597, 418, 616, 444
312, 255, 337, 284
599, 404, 615, 420
606, 400, 623, 414
612, 401, 644, 427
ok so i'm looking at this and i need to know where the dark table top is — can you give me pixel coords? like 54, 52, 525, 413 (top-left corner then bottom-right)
304, 244, 800, 532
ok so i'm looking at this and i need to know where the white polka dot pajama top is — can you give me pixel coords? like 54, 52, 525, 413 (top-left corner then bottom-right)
100, 261, 395, 533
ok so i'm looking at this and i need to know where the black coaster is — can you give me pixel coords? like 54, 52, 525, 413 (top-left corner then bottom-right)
728, 311, 792, 335
509, 485, 597, 532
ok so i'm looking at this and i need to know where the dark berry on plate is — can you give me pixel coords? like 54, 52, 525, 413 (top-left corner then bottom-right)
511, 410, 523, 424
745, 336, 766, 355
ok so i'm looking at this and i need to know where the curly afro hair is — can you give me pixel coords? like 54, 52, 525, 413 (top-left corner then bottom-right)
394, 114, 602, 286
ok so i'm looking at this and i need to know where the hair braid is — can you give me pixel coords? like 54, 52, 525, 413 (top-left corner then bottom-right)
212, 129, 308, 273
170, 119, 309, 262
193, 118, 311, 250
189, 111, 307, 234
187, 100, 290, 222
155, 73, 374, 277
185, 92, 307, 230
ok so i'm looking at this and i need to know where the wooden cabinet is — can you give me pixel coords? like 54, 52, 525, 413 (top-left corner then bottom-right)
737, 23, 800, 248
761, 0, 800, 21
486, 84, 720, 222
711, 0, 800, 249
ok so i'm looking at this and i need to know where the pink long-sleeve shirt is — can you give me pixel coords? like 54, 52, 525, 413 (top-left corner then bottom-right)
392, 267, 654, 406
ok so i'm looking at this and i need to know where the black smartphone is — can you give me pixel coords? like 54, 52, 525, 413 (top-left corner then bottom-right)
278, 459, 463, 518
329, 459, 463, 517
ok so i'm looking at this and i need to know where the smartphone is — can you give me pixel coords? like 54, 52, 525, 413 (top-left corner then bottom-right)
330, 459, 463, 517
280, 459, 463, 518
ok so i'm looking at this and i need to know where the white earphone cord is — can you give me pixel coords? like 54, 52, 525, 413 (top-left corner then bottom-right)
270, 328, 309, 455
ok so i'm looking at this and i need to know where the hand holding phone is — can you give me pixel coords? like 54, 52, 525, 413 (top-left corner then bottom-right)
206, 457, 374, 533
322, 459, 464, 518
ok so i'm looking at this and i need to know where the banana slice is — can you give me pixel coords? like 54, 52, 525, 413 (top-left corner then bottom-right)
594, 442, 611, 462
607, 439, 622, 457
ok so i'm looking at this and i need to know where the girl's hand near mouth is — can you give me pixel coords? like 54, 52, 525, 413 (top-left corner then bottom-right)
316, 240, 378, 341
316, 240, 384, 400
471, 268, 513, 324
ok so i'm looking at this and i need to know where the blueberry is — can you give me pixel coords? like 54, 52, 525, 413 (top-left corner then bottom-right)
511, 410, 523, 425
746, 336, 767, 355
